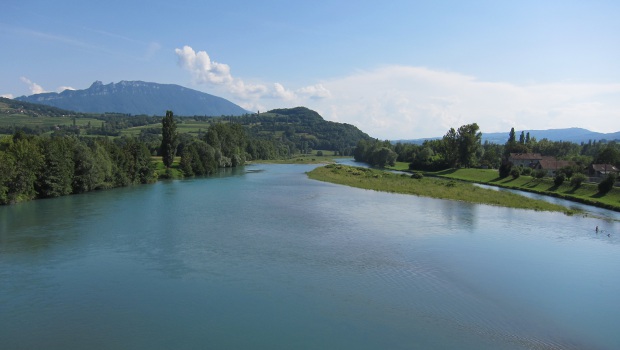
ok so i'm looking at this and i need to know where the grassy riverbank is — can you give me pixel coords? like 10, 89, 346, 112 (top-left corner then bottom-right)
308, 164, 577, 214
431, 168, 620, 212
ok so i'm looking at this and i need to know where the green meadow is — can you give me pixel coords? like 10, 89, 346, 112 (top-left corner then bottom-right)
308, 165, 576, 214
431, 168, 620, 212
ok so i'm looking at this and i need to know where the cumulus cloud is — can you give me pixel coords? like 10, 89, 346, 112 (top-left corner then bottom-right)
175, 45, 331, 103
306, 66, 620, 139
20, 77, 47, 94
175, 46, 233, 85
1, 93, 14, 99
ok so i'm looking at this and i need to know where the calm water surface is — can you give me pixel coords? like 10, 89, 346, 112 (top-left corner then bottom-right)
1, 163, 619, 349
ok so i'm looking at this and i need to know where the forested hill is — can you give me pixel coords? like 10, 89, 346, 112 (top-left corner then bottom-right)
234, 107, 372, 154
15, 80, 249, 117
0, 97, 76, 117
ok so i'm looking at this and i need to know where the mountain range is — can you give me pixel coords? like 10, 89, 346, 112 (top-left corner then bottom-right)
396, 128, 620, 145
15, 80, 249, 116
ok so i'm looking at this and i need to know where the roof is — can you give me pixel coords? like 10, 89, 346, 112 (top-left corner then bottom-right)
509, 153, 543, 160
537, 159, 574, 170
591, 164, 619, 172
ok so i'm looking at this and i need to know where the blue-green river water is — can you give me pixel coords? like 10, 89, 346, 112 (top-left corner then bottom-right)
1, 163, 620, 349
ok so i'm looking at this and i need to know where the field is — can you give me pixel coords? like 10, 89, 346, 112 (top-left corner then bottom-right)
308, 165, 576, 214
431, 168, 620, 212
0, 112, 101, 130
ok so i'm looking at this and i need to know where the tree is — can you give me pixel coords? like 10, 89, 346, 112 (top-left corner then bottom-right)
598, 173, 617, 194
441, 128, 459, 167
456, 123, 482, 168
595, 146, 619, 166
508, 128, 516, 144
160, 110, 178, 168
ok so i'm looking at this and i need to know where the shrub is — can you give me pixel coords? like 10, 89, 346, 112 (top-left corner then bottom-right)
510, 168, 520, 179
521, 167, 532, 176
534, 169, 546, 179
570, 173, 587, 187
410, 172, 424, 179
553, 173, 565, 186
598, 173, 617, 194
499, 162, 512, 178
316, 151, 323, 156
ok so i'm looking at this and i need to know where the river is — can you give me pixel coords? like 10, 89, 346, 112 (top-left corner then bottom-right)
1, 163, 619, 349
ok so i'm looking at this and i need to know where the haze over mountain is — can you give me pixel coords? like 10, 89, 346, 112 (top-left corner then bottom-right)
396, 128, 620, 145
15, 81, 249, 116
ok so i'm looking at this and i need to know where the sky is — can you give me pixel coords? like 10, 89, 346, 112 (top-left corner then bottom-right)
1, 0, 619, 139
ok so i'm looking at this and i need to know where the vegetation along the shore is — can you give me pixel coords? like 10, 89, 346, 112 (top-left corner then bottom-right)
308, 164, 577, 214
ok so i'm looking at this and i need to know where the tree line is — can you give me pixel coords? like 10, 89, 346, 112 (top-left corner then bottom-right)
0, 131, 154, 204
355, 123, 620, 176
0, 109, 336, 205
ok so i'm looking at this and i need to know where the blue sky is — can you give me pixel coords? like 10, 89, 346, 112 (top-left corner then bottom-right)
2, 0, 619, 139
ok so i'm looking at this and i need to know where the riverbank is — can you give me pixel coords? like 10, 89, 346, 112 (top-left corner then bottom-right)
429, 168, 620, 212
308, 164, 577, 214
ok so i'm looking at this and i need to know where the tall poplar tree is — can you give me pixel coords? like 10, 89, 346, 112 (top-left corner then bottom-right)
161, 110, 178, 168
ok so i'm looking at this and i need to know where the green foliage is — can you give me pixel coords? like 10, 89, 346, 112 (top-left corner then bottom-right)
510, 168, 520, 179
498, 162, 512, 178
598, 173, 617, 194
160, 110, 178, 168
37, 137, 75, 198
553, 173, 565, 186
521, 167, 532, 176
410, 172, 424, 179
353, 139, 397, 167
570, 173, 587, 188
534, 169, 547, 179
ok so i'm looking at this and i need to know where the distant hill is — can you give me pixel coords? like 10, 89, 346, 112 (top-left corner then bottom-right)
396, 127, 620, 145
243, 106, 372, 152
15, 80, 249, 116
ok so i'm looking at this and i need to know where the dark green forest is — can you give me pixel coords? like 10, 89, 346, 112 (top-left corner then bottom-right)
0, 104, 371, 205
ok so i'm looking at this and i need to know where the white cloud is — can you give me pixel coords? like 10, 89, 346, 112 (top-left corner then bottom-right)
175, 49, 620, 139
175, 45, 331, 103
304, 66, 620, 139
57, 86, 76, 92
175, 46, 233, 85
20, 76, 47, 94
1, 94, 14, 99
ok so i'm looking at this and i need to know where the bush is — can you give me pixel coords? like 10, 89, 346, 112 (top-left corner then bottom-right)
316, 151, 323, 156
534, 169, 546, 179
510, 168, 520, 179
553, 173, 565, 186
499, 162, 512, 178
521, 167, 532, 176
598, 173, 617, 194
410, 172, 424, 179
570, 173, 587, 187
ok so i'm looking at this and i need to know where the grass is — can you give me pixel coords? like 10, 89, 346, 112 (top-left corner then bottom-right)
250, 150, 346, 164
0, 113, 101, 129
430, 168, 620, 212
308, 165, 577, 214
152, 156, 183, 179
385, 161, 410, 171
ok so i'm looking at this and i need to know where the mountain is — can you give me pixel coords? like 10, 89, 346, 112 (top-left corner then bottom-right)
15, 80, 249, 116
481, 128, 620, 144
395, 128, 620, 145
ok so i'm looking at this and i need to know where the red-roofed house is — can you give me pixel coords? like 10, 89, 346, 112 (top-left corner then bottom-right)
588, 164, 619, 177
533, 159, 576, 176
508, 153, 543, 167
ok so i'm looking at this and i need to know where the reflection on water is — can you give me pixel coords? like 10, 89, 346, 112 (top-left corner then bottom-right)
1, 163, 619, 349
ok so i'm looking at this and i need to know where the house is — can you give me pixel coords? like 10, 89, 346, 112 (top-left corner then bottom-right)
589, 164, 619, 177
508, 153, 544, 167
534, 159, 575, 176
